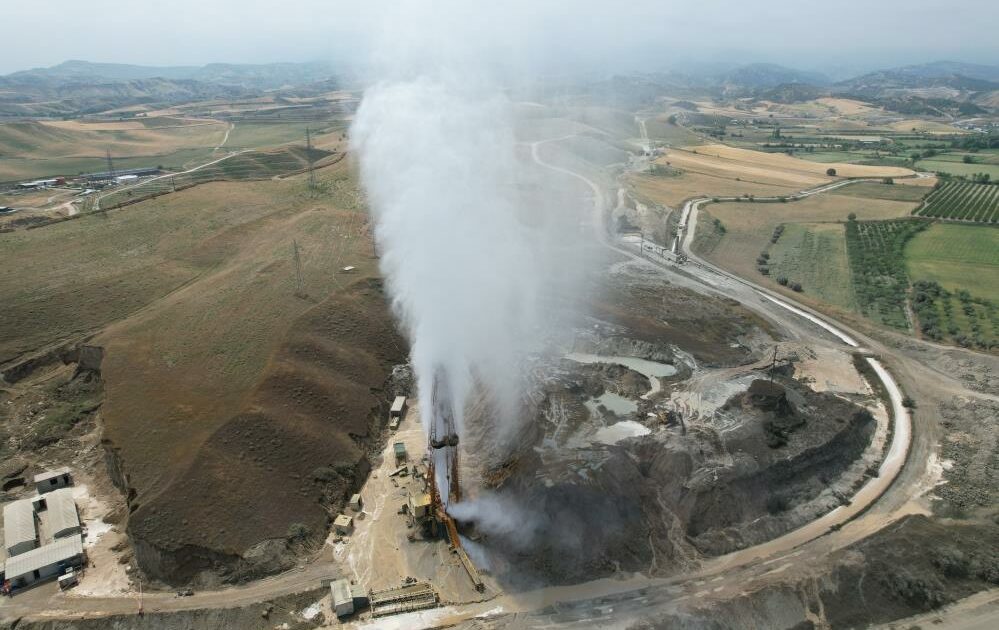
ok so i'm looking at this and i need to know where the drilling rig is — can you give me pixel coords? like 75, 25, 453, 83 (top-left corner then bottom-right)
422, 368, 484, 592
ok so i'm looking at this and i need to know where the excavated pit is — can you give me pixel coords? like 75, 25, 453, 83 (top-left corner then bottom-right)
455, 274, 881, 588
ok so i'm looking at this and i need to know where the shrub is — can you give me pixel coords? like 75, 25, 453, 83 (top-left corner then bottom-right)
777, 276, 789, 286
287, 522, 312, 541
826, 167, 837, 176
791, 282, 803, 292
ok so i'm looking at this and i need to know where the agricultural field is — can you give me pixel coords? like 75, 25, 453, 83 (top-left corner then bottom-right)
915, 158, 999, 180
223, 120, 346, 150
91, 145, 341, 210
916, 180, 999, 222
906, 224, 999, 349
844, 218, 929, 330
668, 144, 915, 184
692, 193, 918, 289
628, 169, 794, 208
0, 118, 227, 181
764, 222, 855, 311
831, 181, 931, 202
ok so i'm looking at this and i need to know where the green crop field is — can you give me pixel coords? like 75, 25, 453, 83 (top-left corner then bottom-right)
916, 181, 999, 223
766, 222, 854, 310
832, 181, 929, 202
845, 218, 929, 330
906, 224, 999, 303
906, 224, 999, 350
916, 158, 999, 180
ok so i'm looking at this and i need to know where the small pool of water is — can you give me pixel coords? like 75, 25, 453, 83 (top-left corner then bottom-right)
585, 392, 638, 417
592, 420, 651, 444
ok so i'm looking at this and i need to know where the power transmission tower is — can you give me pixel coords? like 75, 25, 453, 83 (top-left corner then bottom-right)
105, 147, 116, 185
292, 239, 305, 298
768, 345, 779, 387
305, 128, 317, 193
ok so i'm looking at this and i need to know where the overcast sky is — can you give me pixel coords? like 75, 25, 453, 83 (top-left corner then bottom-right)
3, 0, 997, 77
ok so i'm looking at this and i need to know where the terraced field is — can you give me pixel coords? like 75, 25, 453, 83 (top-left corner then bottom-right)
916, 181, 999, 223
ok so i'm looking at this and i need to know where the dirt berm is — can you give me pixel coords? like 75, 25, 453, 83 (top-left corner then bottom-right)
110, 280, 405, 586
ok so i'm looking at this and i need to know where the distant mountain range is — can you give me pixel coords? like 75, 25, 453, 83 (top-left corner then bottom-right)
0, 60, 340, 118
6, 60, 337, 90
2, 58, 997, 118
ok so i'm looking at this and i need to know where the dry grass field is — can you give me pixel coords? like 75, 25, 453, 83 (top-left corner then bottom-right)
814, 97, 881, 117
629, 171, 795, 208
676, 144, 916, 180
2, 159, 408, 581
888, 119, 968, 134
0, 117, 228, 180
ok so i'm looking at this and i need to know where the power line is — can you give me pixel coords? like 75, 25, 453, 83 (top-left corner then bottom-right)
292, 239, 306, 298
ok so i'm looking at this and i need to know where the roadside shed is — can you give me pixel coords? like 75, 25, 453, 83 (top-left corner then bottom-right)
334, 514, 353, 535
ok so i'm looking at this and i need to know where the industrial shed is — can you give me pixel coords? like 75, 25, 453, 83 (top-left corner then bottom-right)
3, 534, 84, 589
36, 488, 81, 539
2, 499, 38, 557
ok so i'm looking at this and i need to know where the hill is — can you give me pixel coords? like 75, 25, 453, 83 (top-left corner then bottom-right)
0, 61, 339, 118
7, 60, 336, 89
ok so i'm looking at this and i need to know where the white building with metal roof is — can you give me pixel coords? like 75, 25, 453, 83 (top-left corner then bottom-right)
33, 467, 72, 494
36, 488, 81, 539
2, 498, 38, 557
3, 534, 84, 589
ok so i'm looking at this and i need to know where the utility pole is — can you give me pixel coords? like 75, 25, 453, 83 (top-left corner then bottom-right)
768, 345, 779, 387
105, 147, 116, 186
292, 239, 305, 297
305, 128, 317, 193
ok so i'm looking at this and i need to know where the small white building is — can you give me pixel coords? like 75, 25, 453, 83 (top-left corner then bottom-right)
333, 514, 353, 535
34, 467, 72, 494
331, 578, 354, 617
3, 534, 84, 589
2, 499, 38, 557
349, 493, 362, 512
35, 488, 81, 539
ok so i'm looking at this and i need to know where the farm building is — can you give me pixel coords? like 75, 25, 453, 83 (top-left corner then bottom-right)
34, 468, 72, 494
349, 493, 362, 511
34, 488, 81, 539
3, 499, 38, 557
2, 534, 84, 590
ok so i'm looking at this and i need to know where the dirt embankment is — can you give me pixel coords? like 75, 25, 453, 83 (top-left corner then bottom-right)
0, 588, 327, 630
113, 279, 406, 586
592, 279, 774, 368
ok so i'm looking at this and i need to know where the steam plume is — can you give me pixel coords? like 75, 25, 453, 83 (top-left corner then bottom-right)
351, 2, 588, 451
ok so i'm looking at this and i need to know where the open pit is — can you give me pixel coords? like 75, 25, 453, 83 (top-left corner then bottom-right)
447, 266, 890, 588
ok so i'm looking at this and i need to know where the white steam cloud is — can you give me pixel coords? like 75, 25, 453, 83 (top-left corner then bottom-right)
351, 2, 590, 444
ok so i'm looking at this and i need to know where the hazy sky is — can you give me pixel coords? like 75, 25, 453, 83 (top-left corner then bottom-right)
2, 0, 997, 76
